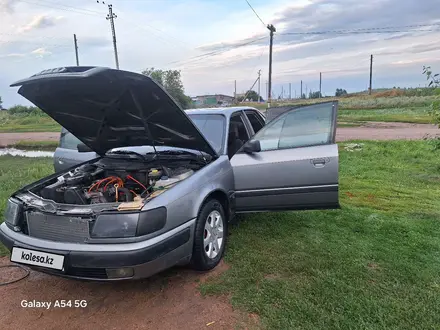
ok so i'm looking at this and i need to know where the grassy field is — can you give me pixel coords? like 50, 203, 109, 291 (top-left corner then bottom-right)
200, 140, 440, 329
338, 107, 432, 124
6, 140, 58, 150
0, 95, 436, 133
0, 156, 53, 255
0, 112, 60, 132
0, 142, 439, 329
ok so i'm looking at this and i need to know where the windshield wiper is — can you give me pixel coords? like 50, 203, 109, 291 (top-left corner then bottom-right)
146, 150, 211, 163
106, 150, 148, 161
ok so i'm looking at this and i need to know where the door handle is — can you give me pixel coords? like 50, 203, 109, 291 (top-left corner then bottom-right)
311, 158, 327, 167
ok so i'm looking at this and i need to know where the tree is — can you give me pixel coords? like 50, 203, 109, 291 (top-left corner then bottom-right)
335, 88, 348, 97
8, 105, 44, 115
301, 93, 306, 99
0, 96, 2, 109
238, 90, 259, 102
309, 91, 322, 99
141, 68, 193, 109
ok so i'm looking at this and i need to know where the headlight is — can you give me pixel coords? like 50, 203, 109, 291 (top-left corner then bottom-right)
4, 198, 23, 229
91, 207, 167, 238
91, 213, 138, 238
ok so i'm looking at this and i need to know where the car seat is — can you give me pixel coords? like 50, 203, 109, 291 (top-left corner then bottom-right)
228, 122, 244, 158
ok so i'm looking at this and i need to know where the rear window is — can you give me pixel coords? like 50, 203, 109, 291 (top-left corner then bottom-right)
59, 129, 81, 150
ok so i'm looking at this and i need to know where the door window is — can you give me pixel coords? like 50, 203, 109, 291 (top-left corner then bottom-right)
228, 114, 250, 158
253, 102, 336, 151
59, 129, 82, 150
245, 111, 264, 134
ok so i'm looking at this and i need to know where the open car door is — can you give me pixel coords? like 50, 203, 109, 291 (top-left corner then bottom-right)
231, 101, 339, 212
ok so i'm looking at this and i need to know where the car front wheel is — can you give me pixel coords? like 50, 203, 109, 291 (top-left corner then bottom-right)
191, 199, 227, 271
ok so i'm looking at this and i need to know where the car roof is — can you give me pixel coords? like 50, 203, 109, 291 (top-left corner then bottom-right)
185, 106, 263, 117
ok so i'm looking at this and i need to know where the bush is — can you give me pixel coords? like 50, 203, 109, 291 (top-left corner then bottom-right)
8, 105, 46, 116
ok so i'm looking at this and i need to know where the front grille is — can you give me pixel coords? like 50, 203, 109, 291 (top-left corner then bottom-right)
67, 267, 108, 279
26, 211, 90, 243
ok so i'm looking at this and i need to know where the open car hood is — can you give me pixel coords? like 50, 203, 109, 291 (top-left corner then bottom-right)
11, 66, 217, 157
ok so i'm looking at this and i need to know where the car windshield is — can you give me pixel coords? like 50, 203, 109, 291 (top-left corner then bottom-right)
59, 114, 225, 155
187, 114, 226, 154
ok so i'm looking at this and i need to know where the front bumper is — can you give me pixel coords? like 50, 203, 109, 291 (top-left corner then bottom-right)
0, 220, 194, 281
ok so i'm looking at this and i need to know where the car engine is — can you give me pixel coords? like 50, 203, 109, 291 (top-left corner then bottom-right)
38, 161, 195, 205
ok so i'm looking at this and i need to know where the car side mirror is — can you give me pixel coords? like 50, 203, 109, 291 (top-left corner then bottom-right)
77, 143, 92, 153
243, 140, 261, 153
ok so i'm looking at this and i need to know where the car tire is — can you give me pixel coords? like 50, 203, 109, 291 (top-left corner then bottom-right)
190, 199, 228, 271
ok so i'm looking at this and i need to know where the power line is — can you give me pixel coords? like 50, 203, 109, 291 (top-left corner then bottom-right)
165, 36, 267, 67
280, 24, 440, 36
96, 2, 193, 51
244, 0, 266, 27
34, 0, 105, 14
14, 0, 103, 17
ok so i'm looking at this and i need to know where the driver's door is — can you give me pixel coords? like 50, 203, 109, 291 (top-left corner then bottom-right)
231, 101, 339, 212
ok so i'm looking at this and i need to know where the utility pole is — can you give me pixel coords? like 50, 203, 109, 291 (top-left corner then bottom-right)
257, 70, 261, 103
73, 34, 79, 66
369, 54, 373, 95
281, 85, 284, 100
106, 4, 119, 69
319, 72, 322, 98
234, 80, 237, 103
267, 24, 276, 107
300, 80, 303, 98
289, 83, 291, 99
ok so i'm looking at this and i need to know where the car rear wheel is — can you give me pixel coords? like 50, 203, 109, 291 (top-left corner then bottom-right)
190, 199, 227, 271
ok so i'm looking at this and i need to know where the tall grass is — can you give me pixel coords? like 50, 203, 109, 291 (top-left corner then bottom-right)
0, 111, 60, 132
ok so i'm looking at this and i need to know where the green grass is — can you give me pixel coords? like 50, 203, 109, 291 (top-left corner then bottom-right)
338, 107, 432, 124
6, 140, 58, 150
200, 140, 440, 330
1, 142, 440, 329
249, 95, 437, 111
0, 112, 60, 132
0, 156, 53, 255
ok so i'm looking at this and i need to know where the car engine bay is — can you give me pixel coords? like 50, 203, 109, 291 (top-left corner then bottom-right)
34, 158, 199, 207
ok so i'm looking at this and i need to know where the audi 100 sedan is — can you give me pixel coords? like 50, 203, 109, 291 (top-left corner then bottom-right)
0, 66, 340, 280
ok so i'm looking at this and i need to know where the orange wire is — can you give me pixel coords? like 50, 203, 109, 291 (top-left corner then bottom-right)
127, 175, 147, 190
104, 179, 117, 191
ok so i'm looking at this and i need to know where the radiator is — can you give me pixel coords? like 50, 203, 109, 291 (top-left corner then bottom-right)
26, 211, 91, 243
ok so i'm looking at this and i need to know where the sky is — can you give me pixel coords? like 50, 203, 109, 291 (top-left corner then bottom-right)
1, 0, 440, 107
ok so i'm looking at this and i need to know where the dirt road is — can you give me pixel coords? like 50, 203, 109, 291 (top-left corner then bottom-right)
0, 258, 253, 330
0, 122, 438, 147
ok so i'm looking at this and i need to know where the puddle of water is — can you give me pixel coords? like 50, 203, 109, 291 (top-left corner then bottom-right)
0, 148, 54, 158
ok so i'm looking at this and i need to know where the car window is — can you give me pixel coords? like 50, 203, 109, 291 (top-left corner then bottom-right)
187, 114, 226, 154
227, 114, 250, 158
230, 114, 250, 142
59, 129, 82, 150
245, 111, 264, 134
254, 102, 334, 151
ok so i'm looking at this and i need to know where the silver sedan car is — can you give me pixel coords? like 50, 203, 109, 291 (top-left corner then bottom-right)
1, 66, 339, 281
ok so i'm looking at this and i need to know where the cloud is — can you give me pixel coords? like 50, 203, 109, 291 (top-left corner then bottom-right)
0, 0, 17, 14
18, 15, 63, 33
0, 52, 25, 59
31, 47, 52, 57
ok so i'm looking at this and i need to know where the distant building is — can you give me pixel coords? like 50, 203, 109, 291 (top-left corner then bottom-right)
191, 94, 235, 107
